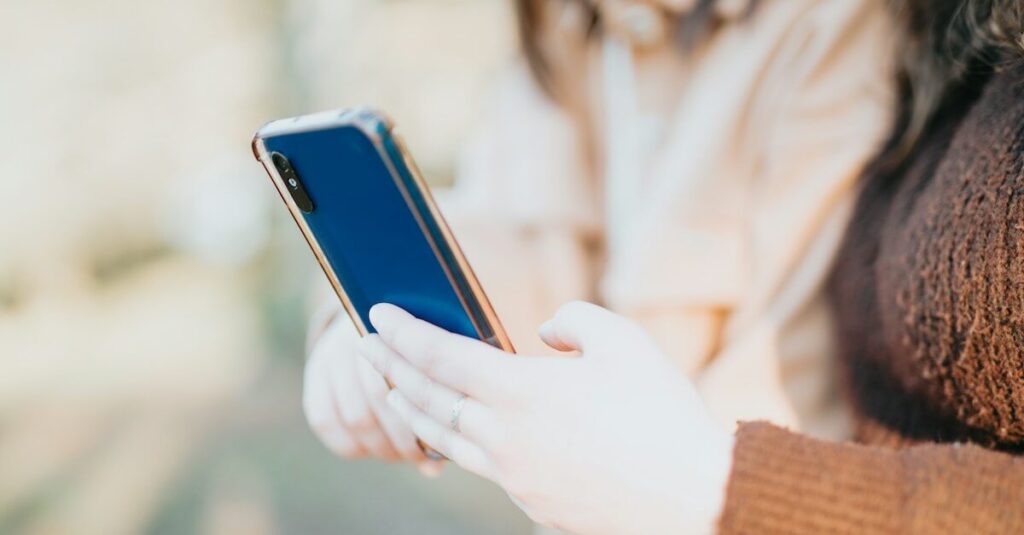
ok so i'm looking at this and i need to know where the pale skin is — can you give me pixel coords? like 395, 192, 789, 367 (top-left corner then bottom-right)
302, 311, 444, 474
303, 300, 734, 532
353, 301, 734, 535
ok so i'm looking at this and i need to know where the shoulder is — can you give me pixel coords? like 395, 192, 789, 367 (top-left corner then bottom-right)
745, 0, 896, 135
752, 0, 894, 66
951, 65, 1024, 163
875, 65, 1024, 449
922, 66, 1024, 209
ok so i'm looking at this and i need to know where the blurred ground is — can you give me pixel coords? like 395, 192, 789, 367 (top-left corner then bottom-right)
0, 0, 531, 533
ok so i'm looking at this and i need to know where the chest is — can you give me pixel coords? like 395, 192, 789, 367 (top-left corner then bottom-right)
831, 69, 1024, 448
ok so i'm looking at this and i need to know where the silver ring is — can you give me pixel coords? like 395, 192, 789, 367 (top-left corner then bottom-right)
449, 394, 468, 433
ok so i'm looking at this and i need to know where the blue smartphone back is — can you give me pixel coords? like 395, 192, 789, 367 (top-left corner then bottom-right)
260, 121, 478, 339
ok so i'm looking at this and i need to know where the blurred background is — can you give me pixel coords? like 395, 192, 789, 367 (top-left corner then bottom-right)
0, 0, 533, 533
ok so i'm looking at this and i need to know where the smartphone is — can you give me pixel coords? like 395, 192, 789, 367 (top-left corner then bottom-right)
252, 108, 513, 352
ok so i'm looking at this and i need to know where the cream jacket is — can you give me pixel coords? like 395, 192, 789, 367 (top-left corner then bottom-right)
440, 0, 894, 439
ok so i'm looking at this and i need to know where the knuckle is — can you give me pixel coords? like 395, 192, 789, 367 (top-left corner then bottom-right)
352, 335, 374, 362
377, 351, 394, 381
415, 377, 434, 413
378, 448, 401, 462
477, 420, 510, 451
433, 359, 463, 390
487, 431, 516, 466
303, 399, 335, 434
333, 441, 362, 459
360, 432, 388, 456
313, 324, 352, 361
307, 416, 335, 437
364, 379, 389, 403
343, 407, 376, 432
361, 341, 392, 380
360, 338, 387, 374
375, 314, 398, 346
356, 358, 389, 397
303, 407, 339, 436
307, 333, 334, 361
425, 344, 458, 377
304, 348, 331, 378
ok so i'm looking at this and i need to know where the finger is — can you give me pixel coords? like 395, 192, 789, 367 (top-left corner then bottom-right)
366, 306, 513, 400
353, 336, 449, 461
386, 390, 496, 482
340, 407, 399, 460
418, 460, 444, 478
306, 301, 342, 353
357, 335, 497, 443
303, 354, 364, 458
355, 355, 425, 462
537, 300, 657, 355
331, 354, 401, 461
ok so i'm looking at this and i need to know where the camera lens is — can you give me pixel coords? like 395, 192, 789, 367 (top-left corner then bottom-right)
271, 152, 289, 171
269, 152, 315, 213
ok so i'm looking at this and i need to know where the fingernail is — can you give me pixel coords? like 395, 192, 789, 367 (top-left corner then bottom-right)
368, 303, 392, 331
418, 461, 444, 478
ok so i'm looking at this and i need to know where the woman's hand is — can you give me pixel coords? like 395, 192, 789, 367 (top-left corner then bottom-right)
303, 314, 441, 473
357, 301, 735, 535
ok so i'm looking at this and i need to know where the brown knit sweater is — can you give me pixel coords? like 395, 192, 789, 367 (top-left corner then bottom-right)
718, 65, 1024, 534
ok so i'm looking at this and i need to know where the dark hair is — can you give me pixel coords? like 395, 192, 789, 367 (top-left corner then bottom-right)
871, 1, 1022, 165
515, 0, 739, 100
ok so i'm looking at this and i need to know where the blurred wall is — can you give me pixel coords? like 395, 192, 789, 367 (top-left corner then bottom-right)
0, 1, 528, 533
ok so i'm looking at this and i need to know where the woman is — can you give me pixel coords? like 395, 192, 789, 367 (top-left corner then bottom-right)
358, 2, 1024, 534
303, 0, 893, 470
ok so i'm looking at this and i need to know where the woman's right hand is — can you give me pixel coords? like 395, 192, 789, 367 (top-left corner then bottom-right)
303, 314, 441, 473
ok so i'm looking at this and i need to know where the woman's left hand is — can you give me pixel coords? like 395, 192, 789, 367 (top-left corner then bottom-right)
357, 301, 734, 535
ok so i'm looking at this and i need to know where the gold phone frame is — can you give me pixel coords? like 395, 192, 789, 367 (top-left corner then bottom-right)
251, 107, 514, 353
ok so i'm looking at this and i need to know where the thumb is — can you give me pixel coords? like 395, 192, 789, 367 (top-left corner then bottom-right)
538, 301, 655, 356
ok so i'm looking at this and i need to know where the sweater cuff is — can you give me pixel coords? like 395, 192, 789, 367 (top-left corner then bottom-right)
717, 422, 903, 534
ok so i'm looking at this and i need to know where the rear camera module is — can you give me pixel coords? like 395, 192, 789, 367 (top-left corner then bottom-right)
270, 152, 315, 213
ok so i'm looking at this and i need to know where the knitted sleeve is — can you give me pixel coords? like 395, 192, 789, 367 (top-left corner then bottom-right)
718, 422, 1024, 534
